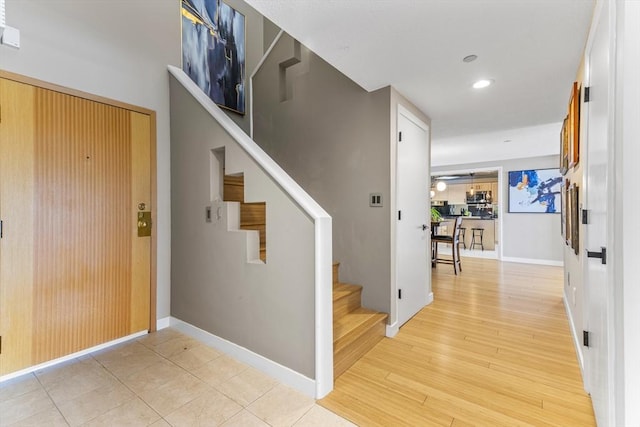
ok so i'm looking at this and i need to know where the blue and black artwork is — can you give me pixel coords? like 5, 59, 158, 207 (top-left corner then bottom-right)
508, 169, 563, 213
182, 0, 246, 114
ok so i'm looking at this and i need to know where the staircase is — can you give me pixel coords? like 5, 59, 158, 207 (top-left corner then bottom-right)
224, 171, 386, 377
332, 262, 387, 378
223, 173, 267, 262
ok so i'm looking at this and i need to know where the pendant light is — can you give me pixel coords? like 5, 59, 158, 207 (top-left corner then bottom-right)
436, 181, 447, 192
469, 173, 475, 195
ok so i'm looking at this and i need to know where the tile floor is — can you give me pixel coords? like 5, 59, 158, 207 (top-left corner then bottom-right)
0, 328, 355, 427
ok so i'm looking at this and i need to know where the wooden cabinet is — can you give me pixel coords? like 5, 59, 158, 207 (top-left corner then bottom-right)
447, 184, 467, 204
432, 187, 448, 202
491, 182, 499, 203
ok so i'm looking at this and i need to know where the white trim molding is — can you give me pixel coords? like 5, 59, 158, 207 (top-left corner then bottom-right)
0, 330, 148, 383
501, 257, 563, 267
156, 317, 171, 330
563, 295, 585, 378
170, 317, 317, 398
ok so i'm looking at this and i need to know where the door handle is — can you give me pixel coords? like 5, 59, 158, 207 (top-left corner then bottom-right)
586, 246, 607, 265
422, 224, 428, 231
137, 211, 152, 237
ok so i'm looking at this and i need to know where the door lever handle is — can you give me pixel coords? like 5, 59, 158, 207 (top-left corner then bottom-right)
586, 247, 607, 265
421, 224, 428, 231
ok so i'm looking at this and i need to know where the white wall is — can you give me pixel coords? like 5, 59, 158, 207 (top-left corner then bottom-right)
0, 0, 265, 320
432, 122, 562, 167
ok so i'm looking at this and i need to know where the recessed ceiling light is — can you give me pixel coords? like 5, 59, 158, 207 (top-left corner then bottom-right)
463, 54, 478, 63
473, 79, 493, 89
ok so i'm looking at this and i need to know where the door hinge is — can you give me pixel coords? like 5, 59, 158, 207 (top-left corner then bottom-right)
398, 289, 402, 299
398, 210, 401, 220
398, 131, 402, 142
0, 219, 3, 238
586, 246, 607, 265
584, 86, 591, 103
583, 330, 590, 347
581, 209, 589, 225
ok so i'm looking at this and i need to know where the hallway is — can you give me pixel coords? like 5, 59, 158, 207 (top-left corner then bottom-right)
320, 258, 596, 426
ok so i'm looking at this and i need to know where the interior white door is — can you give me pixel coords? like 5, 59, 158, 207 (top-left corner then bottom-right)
396, 111, 430, 327
584, 3, 614, 425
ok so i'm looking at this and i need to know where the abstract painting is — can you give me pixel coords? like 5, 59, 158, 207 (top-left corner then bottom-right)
508, 168, 563, 213
181, 0, 246, 114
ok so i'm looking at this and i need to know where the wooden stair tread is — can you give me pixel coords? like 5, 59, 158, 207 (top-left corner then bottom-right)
334, 308, 387, 351
331, 261, 387, 379
333, 283, 362, 301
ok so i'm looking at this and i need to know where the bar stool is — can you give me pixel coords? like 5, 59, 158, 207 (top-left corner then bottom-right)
432, 216, 463, 274
458, 227, 466, 249
470, 227, 484, 251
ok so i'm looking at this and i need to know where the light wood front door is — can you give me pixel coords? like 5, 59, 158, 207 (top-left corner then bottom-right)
0, 76, 154, 376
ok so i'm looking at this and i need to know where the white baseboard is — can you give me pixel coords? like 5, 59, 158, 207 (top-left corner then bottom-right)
0, 330, 148, 383
563, 295, 586, 380
459, 249, 498, 259
169, 317, 317, 398
501, 256, 564, 267
386, 292, 433, 338
386, 322, 399, 337
426, 291, 434, 305
156, 316, 171, 330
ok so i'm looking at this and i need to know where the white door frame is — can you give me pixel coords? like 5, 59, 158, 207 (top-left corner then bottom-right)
388, 104, 430, 337
581, 0, 617, 424
428, 166, 504, 261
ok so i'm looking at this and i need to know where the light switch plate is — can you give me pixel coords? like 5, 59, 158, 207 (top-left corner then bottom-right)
1, 25, 20, 48
369, 193, 383, 207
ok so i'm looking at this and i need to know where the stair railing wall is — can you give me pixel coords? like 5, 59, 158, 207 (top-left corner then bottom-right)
168, 65, 333, 398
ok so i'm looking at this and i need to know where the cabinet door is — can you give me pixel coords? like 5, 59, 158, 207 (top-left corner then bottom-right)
433, 188, 449, 201
449, 184, 466, 204
491, 182, 499, 203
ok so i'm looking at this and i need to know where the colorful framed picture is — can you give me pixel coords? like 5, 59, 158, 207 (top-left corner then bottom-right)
560, 116, 569, 175
569, 183, 579, 255
568, 82, 580, 169
560, 180, 566, 238
508, 168, 563, 213
181, 0, 246, 114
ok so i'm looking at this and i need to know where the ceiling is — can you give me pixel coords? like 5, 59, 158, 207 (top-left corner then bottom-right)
245, 0, 594, 141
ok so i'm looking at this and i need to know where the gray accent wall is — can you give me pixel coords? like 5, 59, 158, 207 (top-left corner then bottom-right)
252, 33, 394, 313
1, 0, 267, 320
170, 76, 316, 378
433, 155, 563, 263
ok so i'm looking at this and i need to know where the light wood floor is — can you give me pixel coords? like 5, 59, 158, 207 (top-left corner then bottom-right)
320, 257, 596, 426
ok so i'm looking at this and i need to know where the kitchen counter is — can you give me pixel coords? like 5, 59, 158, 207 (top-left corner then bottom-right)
437, 217, 497, 250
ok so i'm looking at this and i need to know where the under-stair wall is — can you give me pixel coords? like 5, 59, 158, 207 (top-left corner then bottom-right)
169, 68, 332, 397
252, 33, 394, 316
